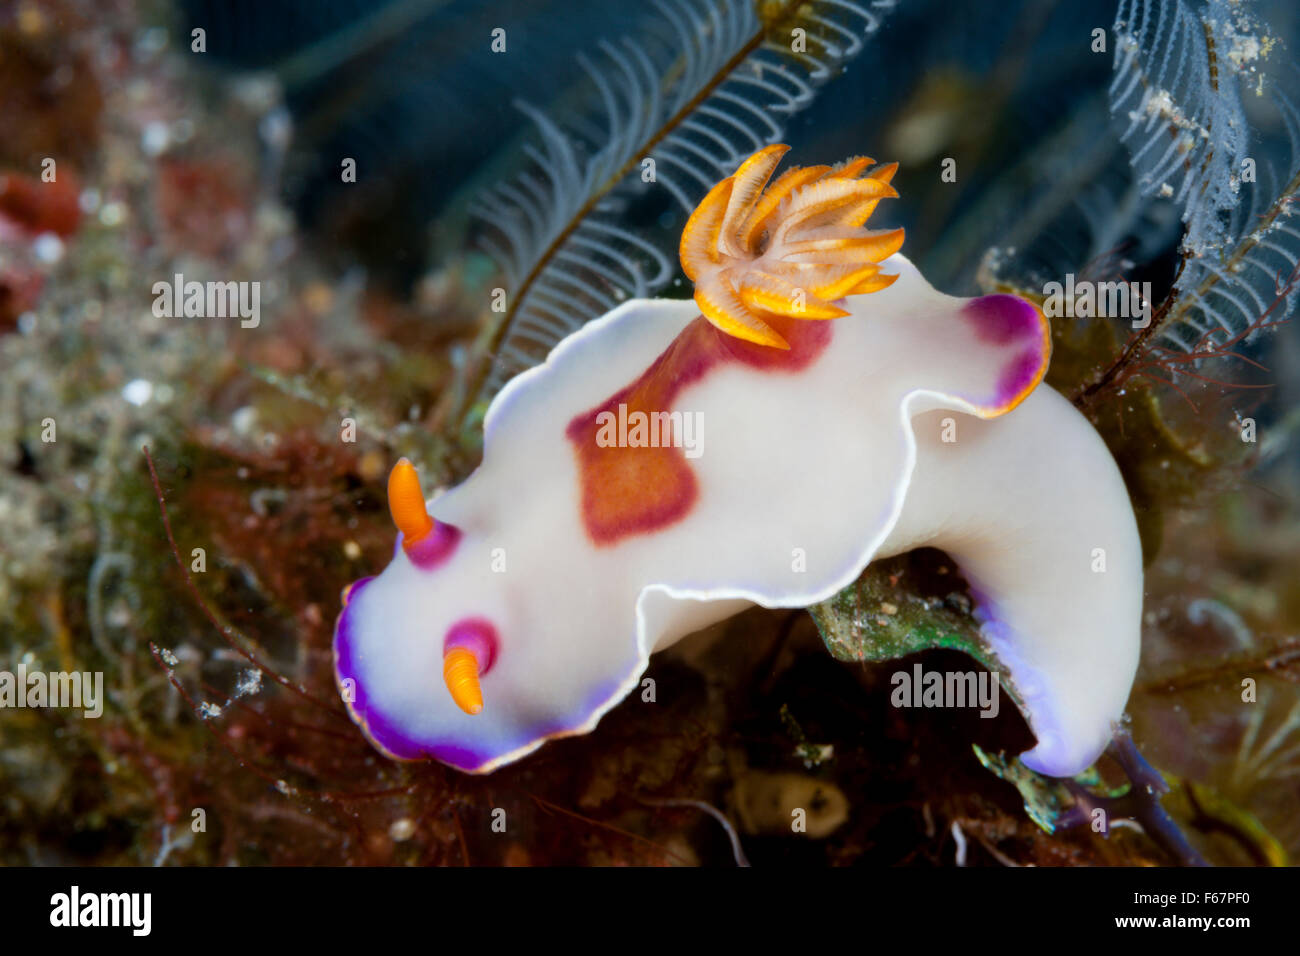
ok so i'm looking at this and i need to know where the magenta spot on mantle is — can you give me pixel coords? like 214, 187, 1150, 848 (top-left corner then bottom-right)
444, 617, 499, 674
962, 293, 1049, 409
963, 293, 1043, 346
997, 349, 1045, 407
404, 521, 462, 570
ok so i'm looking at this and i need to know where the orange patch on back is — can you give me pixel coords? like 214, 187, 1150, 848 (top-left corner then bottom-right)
567, 314, 831, 546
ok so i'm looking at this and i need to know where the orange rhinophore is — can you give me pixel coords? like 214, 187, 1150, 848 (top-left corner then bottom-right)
387, 458, 435, 546
443, 647, 483, 715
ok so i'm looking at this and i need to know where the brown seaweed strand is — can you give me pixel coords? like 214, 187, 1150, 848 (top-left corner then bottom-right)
142, 445, 349, 720
1074, 169, 1300, 409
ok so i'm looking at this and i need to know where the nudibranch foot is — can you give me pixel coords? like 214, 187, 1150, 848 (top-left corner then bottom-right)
882, 390, 1143, 777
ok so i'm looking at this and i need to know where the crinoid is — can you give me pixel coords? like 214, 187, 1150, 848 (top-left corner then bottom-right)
1230, 686, 1300, 793
678, 144, 904, 348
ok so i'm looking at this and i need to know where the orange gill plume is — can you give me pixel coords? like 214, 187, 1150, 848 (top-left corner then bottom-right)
679, 144, 903, 349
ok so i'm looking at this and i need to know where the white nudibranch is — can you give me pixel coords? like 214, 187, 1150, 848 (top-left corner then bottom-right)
334, 146, 1142, 778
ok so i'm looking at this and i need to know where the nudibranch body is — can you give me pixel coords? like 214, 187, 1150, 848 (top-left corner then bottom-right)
335, 147, 1142, 778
